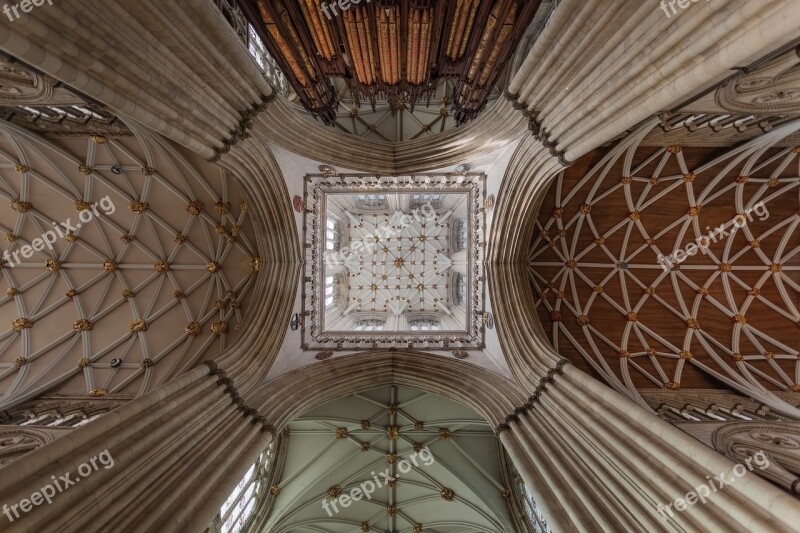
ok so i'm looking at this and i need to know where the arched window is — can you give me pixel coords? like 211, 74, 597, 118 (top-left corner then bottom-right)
408, 316, 440, 331
214, 442, 276, 533
410, 192, 443, 210
453, 218, 469, 251
355, 193, 387, 210
354, 318, 386, 331
454, 273, 467, 306
325, 218, 340, 251
509, 462, 551, 533
325, 275, 340, 309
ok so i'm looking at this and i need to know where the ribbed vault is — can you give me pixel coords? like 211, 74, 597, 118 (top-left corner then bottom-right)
0, 120, 260, 409
262, 385, 516, 533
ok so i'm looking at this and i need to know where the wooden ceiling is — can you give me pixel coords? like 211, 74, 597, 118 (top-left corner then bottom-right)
240, 0, 539, 125
528, 127, 800, 401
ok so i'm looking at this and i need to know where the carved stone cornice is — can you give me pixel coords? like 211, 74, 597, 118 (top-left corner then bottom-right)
208, 94, 274, 162
495, 359, 569, 434
203, 361, 273, 434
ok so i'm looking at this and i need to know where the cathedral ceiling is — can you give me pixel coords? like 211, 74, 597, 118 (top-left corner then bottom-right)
529, 121, 800, 408
262, 385, 516, 533
240, 0, 538, 125
0, 120, 259, 408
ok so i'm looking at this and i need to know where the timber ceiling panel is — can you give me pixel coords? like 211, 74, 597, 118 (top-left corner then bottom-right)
241, 0, 539, 125
529, 123, 800, 409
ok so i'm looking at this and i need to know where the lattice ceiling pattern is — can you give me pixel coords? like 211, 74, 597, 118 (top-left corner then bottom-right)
264, 385, 515, 533
0, 121, 258, 408
529, 121, 800, 411
302, 173, 487, 351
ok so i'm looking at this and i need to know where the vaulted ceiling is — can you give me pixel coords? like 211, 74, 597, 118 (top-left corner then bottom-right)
262, 385, 517, 532
0, 120, 259, 408
529, 120, 800, 408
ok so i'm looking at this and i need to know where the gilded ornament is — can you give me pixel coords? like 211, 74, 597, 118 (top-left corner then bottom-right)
65, 233, 76, 243
768, 178, 780, 188
186, 201, 203, 215
361, 420, 371, 430
361, 523, 370, 533
452, 349, 468, 359
750, 240, 760, 249
565, 259, 577, 269
763, 351, 775, 360
11, 318, 32, 331
645, 287, 656, 295
628, 211, 640, 221
620, 176, 632, 184
174, 290, 185, 299
6, 288, 18, 297
735, 175, 749, 184
154, 260, 170, 272
551, 207, 563, 219
594, 237, 606, 245
129, 319, 148, 332
319, 165, 338, 177
501, 489, 511, 499
230, 225, 242, 235
697, 287, 709, 296
77, 357, 92, 368
14, 357, 26, 367
214, 201, 231, 215
769, 263, 783, 273
666, 145, 682, 154
679, 351, 692, 360
579, 203, 592, 214
387, 453, 396, 464
4, 232, 16, 242
121, 234, 135, 243
626, 311, 637, 322
618, 350, 631, 358
335, 427, 348, 439
682, 173, 695, 182
440, 488, 455, 501
386, 505, 396, 517
122, 289, 135, 298
688, 206, 700, 217
387, 426, 400, 440
210, 321, 227, 335
577, 315, 590, 326
73, 319, 93, 331
66, 289, 78, 298
14, 163, 28, 173
270, 485, 280, 496
206, 262, 220, 273
89, 134, 108, 144
141, 166, 155, 176
229, 299, 241, 310
327, 485, 342, 498
315, 350, 333, 360
129, 201, 148, 214
361, 442, 370, 452
89, 388, 108, 397
185, 322, 202, 336
413, 525, 422, 533
247, 258, 261, 271
665, 381, 681, 390
10, 200, 32, 213
733, 314, 746, 324
78, 164, 92, 175
413, 442, 423, 453
550, 310, 561, 322
215, 225, 225, 235
141, 359, 154, 368
414, 421, 424, 431
45, 259, 61, 272
240, 202, 248, 213
686, 318, 700, 329
438, 428, 451, 439
719, 263, 732, 273
174, 234, 187, 244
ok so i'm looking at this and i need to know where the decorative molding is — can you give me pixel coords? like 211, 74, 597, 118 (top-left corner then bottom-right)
203, 361, 273, 435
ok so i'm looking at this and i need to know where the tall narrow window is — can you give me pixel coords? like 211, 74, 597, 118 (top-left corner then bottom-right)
454, 273, 467, 306
325, 219, 340, 251
215, 442, 276, 533
408, 316, 440, 331
354, 318, 386, 331
325, 275, 339, 309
